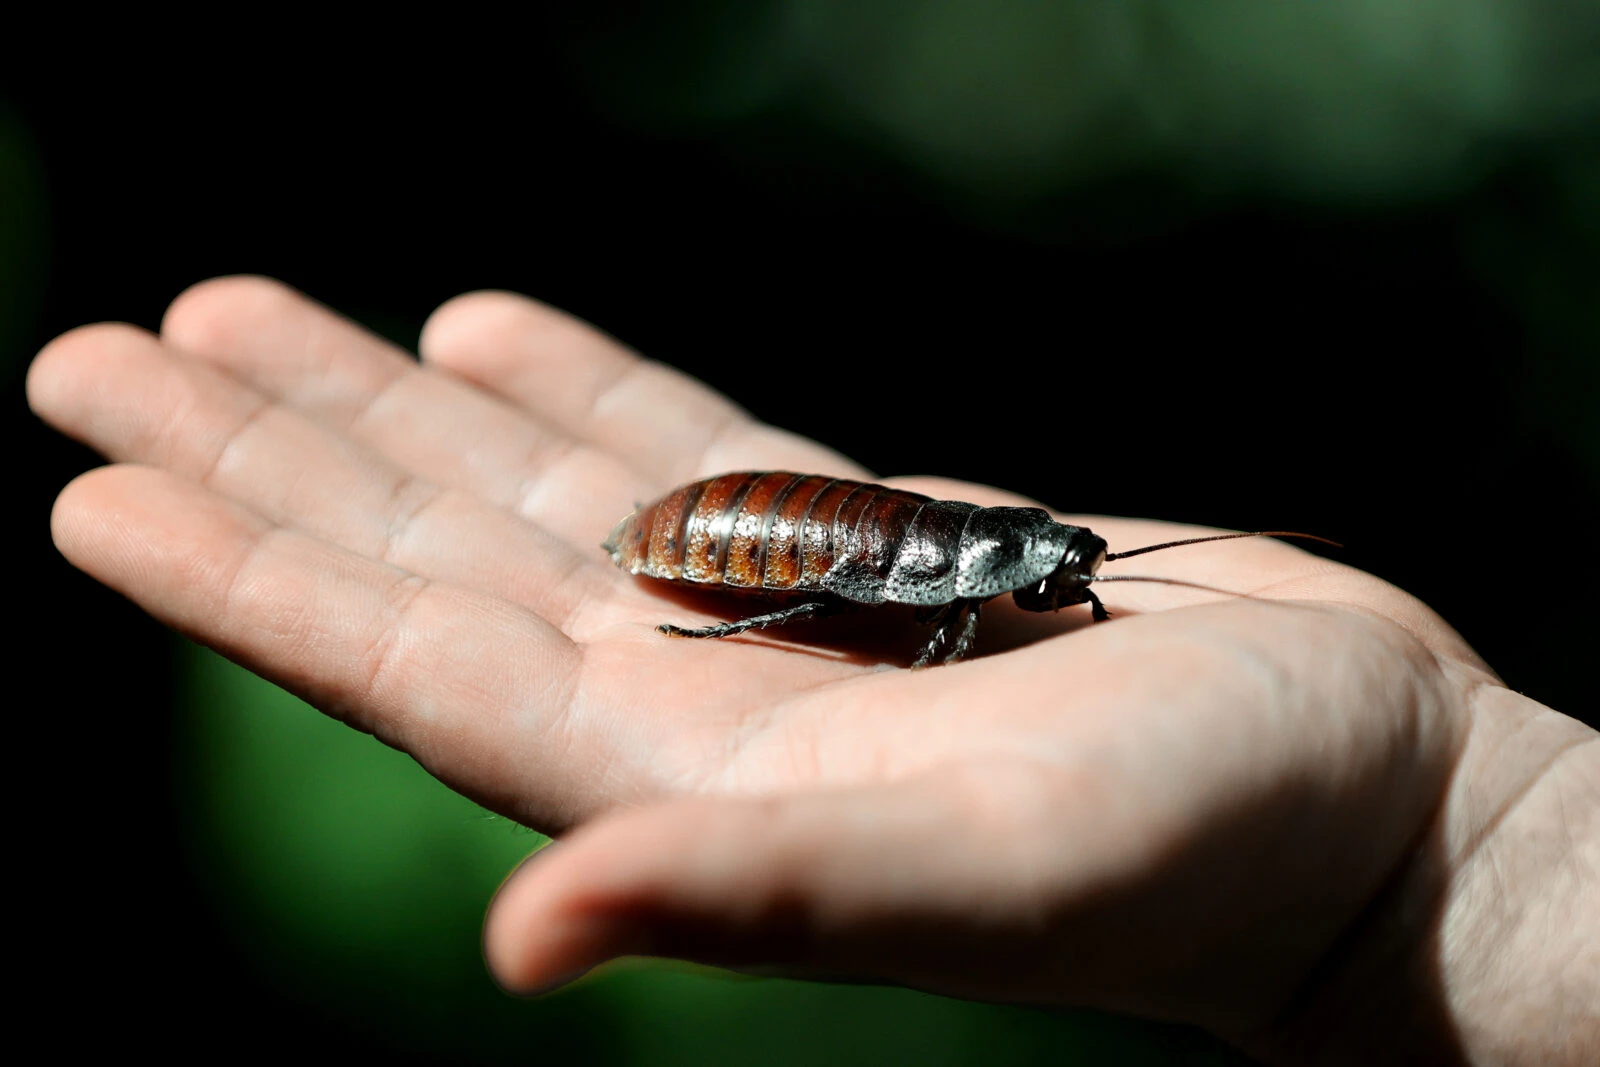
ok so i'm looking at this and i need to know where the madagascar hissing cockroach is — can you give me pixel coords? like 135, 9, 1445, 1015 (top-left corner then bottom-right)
602, 471, 1334, 668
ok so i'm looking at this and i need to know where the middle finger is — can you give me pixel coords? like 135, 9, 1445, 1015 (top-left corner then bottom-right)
160, 276, 656, 551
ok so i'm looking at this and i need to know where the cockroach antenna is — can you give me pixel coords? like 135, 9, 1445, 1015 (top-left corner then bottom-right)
1104, 531, 1341, 562
1083, 575, 1258, 596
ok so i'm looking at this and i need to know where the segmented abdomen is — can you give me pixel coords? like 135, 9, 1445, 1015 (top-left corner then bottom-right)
604, 472, 933, 592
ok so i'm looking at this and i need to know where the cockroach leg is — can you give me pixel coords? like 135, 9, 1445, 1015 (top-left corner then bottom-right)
913, 599, 982, 669
944, 600, 983, 663
1086, 589, 1110, 622
911, 604, 953, 668
657, 600, 835, 640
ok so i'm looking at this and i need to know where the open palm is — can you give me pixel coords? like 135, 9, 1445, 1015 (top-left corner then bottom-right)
32, 278, 1595, 1063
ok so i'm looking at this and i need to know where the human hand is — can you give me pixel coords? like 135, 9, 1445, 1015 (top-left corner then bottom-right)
30, 279, 1597, 1064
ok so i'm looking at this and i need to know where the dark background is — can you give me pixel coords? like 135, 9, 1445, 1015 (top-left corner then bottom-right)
11, 7, 1598, 1064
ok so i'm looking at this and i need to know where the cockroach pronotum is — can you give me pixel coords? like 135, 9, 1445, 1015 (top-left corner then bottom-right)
603, 471, 1334, 668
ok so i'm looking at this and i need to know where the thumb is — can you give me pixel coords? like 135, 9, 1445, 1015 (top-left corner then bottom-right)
482, 764, 1051, 998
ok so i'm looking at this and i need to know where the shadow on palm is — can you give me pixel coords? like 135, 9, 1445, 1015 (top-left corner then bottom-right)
619, 575, 1123, 667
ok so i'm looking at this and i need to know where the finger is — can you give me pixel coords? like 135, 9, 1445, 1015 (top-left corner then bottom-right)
483, 740, 1416, 1032
51, 464, 607, 827
29, 323, 609, 635
159, 276, 652, 550
484, 772, 987, 996
419, 291, 870, 483
483, 761, 1130, 1006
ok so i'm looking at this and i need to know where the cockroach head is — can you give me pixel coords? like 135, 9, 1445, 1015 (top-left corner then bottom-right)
1011, 527, 1107, 613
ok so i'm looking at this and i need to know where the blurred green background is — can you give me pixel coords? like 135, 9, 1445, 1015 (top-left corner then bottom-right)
13, 4, 1599, 1063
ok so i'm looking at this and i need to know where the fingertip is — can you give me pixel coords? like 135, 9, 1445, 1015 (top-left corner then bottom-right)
480, 795, 839, 994
48, 464, 261, 601
420, 289, 523, 348
419, 290, 586, 370
28, 322, 155, 419
481, 874, 546, 993
49, 464, 115, 550
48, 464, 167, 574
160, 275, 304, 353
482, 841, 628, 996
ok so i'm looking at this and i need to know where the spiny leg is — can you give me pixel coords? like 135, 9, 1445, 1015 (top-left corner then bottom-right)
912, 599, 983, 669
942, 600, 983, 664
1086, 588, 1110, 622
911, 602, 957, 668
657, 600, 836, 640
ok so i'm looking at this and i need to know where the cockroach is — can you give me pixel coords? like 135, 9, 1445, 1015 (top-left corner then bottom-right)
602, 471, 1334, 668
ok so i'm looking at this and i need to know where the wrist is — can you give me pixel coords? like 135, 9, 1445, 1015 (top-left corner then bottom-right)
1245, 687, 1599, 1066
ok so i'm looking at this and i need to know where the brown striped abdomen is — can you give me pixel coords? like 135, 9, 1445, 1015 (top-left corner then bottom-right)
603, 472, 932, 593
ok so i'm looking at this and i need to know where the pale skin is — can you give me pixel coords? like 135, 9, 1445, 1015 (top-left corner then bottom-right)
30, 278, 1598, 1065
